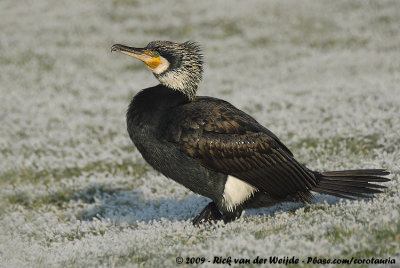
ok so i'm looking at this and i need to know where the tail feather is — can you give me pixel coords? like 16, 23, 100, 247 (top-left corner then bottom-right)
313, 189, 358, 200
312, 169, 390, 199
321, 169, 390, 177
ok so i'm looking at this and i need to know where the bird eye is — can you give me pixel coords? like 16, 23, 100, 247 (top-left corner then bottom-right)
154, 52, 160, 58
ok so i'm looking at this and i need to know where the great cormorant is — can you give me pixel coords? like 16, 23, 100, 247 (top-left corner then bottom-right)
111, 41, 390, 225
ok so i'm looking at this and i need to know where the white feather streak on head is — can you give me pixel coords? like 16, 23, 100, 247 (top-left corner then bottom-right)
146, 41, 203, 100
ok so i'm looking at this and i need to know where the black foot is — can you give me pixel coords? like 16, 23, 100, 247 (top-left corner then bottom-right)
222, 210, 243, 224
192, 202, 222, 225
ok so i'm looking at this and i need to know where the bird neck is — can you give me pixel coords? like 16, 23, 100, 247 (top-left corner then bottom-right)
128, 84, 189, 124
154, 53, 202, 101
155, 72, 199, 101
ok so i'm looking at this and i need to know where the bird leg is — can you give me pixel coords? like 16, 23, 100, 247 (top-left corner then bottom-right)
192, 202, 222, 225
192, 202, 243, 225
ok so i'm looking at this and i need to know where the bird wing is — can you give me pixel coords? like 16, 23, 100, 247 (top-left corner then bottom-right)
164, 97, 318, 199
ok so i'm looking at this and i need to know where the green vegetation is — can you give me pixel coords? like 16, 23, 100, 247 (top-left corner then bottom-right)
0, 159, 149, 186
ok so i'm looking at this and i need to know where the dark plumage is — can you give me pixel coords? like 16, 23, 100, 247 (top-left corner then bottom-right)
111, 40, 390, 225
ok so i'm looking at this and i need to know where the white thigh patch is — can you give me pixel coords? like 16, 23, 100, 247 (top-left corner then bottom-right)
222, 175, 258, 212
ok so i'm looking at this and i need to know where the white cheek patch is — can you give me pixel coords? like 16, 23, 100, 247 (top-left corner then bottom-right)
222, 175, 258, 212
152, 56, 170, 74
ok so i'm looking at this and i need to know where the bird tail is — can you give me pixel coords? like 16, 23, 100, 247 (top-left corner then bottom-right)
312, 169, 390, 199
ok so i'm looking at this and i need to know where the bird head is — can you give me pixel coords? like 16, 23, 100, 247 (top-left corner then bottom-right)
111, 40, 203, 100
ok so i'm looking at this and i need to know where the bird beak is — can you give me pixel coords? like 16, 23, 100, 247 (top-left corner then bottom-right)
111, 44, 153, 62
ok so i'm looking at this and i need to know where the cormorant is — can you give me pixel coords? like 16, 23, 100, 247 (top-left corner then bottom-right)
111, 41, 390, 225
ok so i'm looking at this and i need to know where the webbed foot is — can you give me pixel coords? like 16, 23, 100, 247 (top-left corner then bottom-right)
192, 202, 244, 225
222, 209, 243, 223
192, 202, 222, 225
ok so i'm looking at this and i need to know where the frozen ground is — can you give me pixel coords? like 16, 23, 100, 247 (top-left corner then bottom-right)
0, 0, 399, 267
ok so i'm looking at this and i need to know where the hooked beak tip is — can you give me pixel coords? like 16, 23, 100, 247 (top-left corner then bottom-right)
111, 44, 121, 53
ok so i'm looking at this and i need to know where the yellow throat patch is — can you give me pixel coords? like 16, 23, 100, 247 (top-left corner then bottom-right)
145, 57, 162, 70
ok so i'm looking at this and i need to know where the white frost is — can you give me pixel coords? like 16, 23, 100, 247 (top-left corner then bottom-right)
0, 0, 399, 267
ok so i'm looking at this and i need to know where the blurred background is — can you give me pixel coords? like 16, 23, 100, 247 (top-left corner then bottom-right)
1, 0, 399, 266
